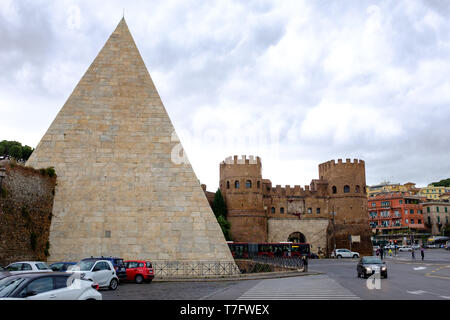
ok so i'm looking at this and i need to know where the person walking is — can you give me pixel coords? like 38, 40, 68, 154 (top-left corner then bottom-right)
389, 248, 393, 257
412, 249, 415, 260
380, 247, 384, 260
302, 255, 309, 272
421, 247, 425, 261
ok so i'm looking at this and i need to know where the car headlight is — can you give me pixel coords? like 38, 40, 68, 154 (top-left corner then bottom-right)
381, 267, 386, 271
366, 267, 372, 272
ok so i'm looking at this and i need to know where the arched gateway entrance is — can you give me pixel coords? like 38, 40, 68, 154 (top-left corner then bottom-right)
288, 232, 306, 243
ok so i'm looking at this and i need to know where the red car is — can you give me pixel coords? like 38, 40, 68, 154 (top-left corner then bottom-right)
124, 260, 154, 284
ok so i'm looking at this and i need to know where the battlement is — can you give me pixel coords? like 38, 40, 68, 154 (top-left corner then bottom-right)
319, 158, 365, 173
221, 155, 261, 165
267, 184, 323, 197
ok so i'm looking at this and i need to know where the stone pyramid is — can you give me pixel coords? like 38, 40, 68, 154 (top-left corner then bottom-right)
27, 18, 236, 269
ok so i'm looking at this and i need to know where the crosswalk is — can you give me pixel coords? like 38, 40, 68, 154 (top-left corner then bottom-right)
237, 274, 360, 300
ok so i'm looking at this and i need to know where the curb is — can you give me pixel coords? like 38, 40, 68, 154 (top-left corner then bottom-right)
153, 270, 323, 282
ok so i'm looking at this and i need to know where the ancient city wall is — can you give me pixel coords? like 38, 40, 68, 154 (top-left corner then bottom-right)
0, 161, 56, 266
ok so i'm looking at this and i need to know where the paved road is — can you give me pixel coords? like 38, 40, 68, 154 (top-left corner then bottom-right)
102, 249, 450, 300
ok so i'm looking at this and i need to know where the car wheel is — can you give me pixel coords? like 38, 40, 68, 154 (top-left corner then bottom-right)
135, 274, 144, 284
109, 278, 119, 290
337, 255, 342, 259
353, 254, 358, 259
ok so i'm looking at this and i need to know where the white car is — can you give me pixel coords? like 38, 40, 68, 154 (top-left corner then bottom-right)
411, 244, 421, 250
68, 259, 119, 290
0, 272, 101, 300
398, 246, 412, 252
5, 261, 53, 274
332, 249, 360, 259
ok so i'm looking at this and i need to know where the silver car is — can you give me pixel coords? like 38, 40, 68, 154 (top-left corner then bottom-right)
5, 262, 53, 274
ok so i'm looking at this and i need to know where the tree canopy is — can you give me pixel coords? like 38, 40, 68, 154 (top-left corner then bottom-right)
430, 178, 450, 187
0, 140, 34, 162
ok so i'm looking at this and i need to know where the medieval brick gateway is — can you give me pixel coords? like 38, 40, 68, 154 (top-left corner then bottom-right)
217, 155, 373, 256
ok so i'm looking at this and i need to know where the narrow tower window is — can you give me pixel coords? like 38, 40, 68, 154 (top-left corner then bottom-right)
355, 185, 360, 193
280, 207, 284, 214
235, 181, 240, 189
271, 207, 275, 214
332, 186, 337, 194
226, 181, 230, 189
257, 181, 260, 189
344, 185, 350, 193
246, 180, 252, 189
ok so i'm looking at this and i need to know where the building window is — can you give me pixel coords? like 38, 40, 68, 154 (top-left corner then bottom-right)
246, 180, 252, 189
410, 209, 414, 214
437, 207, 440, 213
344, 185, 350, 193
257, 181, 260, 189
427, 207, 430, 213
316, 208, 320, 214
405, 210, 408, 215
332, 186, 337, 194
271, 207, 275, 214
427, 216, 431, 224
226, 181, 230, 189
418, 219, 422, 224
280, 207, 285, 214
235, 181, 240, 189
438, 216, 441, 223
399, 200, 403, 204
372, 202, 376, 207
355, 185, 360, 193
307, 208, 312, 214
411, 219, 414, 224
405, 219, 409, 224
445, 207, 448, 213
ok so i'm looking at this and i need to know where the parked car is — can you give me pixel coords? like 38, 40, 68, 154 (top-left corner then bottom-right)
0, 271, 11, 280
411, 244, 421, 250
357, 256, 387, 279
5, 262, 53, 274
398, 246, 413, 252
49, 262, 76, 272
331, 249, 360, 259
124, 260, 154, 284
81, 256, 126, 281
0, 272, 101, 300
68, 259, 119, 290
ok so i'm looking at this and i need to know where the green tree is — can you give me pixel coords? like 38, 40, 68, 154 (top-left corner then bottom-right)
212, 188, 227, 218
0, 140, 34, 161
211, 188, 231, 240
430, 178, 450, 187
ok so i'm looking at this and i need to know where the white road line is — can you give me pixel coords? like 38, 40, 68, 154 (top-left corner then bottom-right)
237, 275, 360, 300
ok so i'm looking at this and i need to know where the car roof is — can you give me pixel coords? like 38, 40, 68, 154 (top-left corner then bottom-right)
50, 262, 76, 264
8, 261, 47, 264
1, 272, 69, 279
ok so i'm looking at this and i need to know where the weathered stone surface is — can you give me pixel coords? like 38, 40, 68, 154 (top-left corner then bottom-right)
26, 18, 236, 271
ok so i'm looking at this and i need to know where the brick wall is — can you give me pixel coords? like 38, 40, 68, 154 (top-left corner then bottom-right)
0, 161, 56, 266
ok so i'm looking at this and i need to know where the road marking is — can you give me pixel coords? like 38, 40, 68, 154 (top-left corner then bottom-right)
407, 290, 428, 295
413, 267, 427, 270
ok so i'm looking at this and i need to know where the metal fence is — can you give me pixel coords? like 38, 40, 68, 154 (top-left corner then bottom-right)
250, 256, 305, 270
152, 260, 241, 278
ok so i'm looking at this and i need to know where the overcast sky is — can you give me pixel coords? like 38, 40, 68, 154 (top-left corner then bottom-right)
1, 0, 449, 190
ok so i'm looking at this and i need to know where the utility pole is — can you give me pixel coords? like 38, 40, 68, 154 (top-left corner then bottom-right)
331, 208, 337, 258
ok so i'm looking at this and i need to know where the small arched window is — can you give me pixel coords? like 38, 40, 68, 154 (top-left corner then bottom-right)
332, 186, 337, 194
235, 181, 240, 189
226, 181, 230, 189
246, 180, 252, 189
257, 181, 260, 189
355, 185, 360, 193
271, 207, 275, 214
344, 185, 350, 193
280, 207, 285, 214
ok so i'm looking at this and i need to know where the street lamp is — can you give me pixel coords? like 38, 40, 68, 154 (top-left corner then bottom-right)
330, 210, 337, 258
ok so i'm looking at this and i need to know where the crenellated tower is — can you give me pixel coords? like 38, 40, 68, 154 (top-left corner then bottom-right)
318, 158, 372, 255
219, 155, 266, 242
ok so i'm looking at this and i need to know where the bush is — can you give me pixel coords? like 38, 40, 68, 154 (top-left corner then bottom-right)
46, 167, 56, 177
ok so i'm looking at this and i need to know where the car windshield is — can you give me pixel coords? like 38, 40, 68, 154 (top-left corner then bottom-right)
0, 277, 26, 298
75, 260, 96, 271
35, 263, 50, 270
362, 257, 383, 264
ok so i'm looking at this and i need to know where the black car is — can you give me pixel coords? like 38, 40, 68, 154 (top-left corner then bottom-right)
49, 262, 76, 272
357, 256, 387, 279
81, 256, 127, 281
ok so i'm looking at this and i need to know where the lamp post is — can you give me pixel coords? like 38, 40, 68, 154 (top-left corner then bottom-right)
330, 210, 337, 258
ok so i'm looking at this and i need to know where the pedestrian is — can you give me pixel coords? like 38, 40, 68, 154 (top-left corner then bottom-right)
380, 247, 384, 260
421, 247, 425, 261
302, 255, 308, 272
411, 249, 415, 259
389, 248, 393, 256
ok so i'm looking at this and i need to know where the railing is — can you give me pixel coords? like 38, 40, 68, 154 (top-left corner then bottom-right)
249, 256, 305, 270
152, 260, 241, 278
